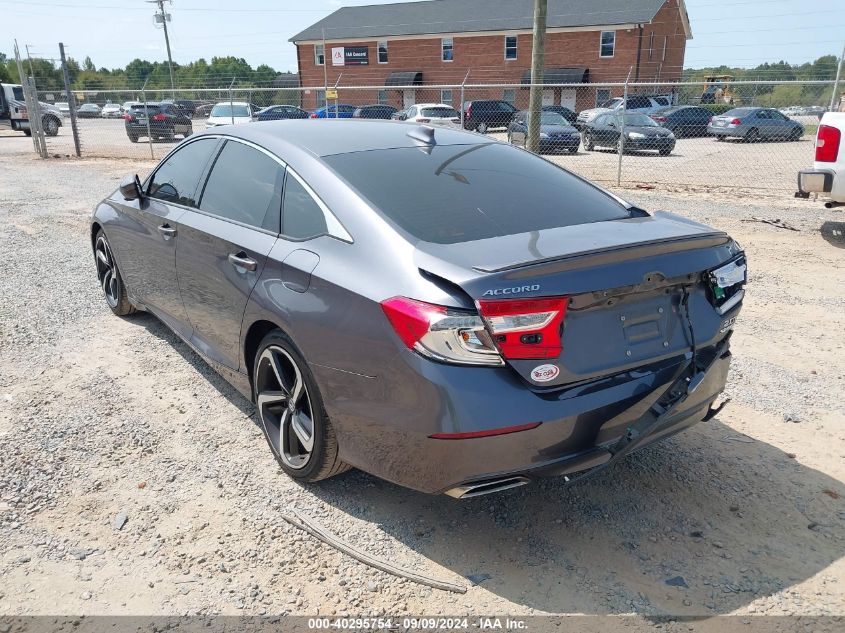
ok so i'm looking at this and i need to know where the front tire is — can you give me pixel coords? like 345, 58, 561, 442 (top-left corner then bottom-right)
476, 121, 488, 134
43, 116, 60, 136
583, 131, 594, 150
253, 331, 350, 483
94, 230, 135, 316
744, 128, 760, 143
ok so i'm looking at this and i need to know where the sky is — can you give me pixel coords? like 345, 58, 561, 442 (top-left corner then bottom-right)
3, 0, 844, 72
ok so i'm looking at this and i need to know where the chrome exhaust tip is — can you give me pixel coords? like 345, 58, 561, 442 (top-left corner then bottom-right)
445, 476, 531, 499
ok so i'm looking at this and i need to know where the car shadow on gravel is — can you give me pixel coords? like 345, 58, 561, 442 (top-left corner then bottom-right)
306, 420, 844, 615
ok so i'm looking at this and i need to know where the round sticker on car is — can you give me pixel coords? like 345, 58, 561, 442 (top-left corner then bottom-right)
530, 364, 559, 383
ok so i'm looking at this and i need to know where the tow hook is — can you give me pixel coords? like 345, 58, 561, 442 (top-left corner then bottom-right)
702, 397, 731, 422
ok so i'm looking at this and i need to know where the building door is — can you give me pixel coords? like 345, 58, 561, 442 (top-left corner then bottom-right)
542, 89, 554, 106
403, 90, 415, 108
560, 89, 576, 111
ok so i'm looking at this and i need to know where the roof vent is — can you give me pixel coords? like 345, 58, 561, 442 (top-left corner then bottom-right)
407, 125, 436, 147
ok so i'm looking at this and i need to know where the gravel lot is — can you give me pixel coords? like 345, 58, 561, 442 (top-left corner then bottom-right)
1, 139, 844, 621
17, 115, 816, 193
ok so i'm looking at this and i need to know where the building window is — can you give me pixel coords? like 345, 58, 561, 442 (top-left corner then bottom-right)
315, 44, 324, 66
378, 40, 388, 64
440, 89, 452, 105
442, 38, 453, 62
595, 88, 611, 107
648, 31, 654, 61
378, 89, 388, 105
600, 31, 615, 58
316, 89, 326, 107
502, 89, 515, 104
504, 35, 517, 60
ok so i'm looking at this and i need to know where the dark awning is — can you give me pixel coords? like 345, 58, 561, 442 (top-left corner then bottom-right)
521, 67, 588, 85
385, 71, 423, 87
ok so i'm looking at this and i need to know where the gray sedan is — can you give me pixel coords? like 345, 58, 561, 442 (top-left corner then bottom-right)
90, 120, 745, 497
708, 107, 804, 142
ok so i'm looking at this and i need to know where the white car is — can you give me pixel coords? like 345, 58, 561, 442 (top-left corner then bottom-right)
395, 103, 461, 127
797, 111, 845, 208
54, 101, 70, 118
101, 103, 123, 118
206, 102, 253, 127
575, 94, 673, 128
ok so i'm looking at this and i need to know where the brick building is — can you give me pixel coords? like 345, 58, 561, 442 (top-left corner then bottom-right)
290, 0, 691, 111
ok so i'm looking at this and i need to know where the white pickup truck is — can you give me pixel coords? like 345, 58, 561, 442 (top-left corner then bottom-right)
0, 82, 63, 137
797, 111, 845, 208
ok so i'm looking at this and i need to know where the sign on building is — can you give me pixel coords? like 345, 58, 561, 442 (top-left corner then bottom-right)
331, 46, 369, 66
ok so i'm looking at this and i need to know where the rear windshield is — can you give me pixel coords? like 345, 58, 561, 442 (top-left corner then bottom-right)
324, 143, 631, 244
723, 107, 754, 117
211, 104, 250, 118
420, 107, 458, 118
129, 105, 160, 114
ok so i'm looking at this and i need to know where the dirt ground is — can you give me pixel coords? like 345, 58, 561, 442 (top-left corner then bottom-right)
0, 139, 843, 624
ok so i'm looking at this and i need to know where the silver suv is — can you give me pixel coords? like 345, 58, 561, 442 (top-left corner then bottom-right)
576, 94, 673, 128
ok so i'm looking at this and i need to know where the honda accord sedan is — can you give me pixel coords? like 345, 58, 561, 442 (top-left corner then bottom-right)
91, 120, 745, 498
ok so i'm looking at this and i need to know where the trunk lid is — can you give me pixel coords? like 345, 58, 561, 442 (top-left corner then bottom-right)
414, 212, 744, 387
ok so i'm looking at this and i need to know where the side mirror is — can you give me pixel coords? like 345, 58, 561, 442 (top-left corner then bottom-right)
119, 174, 143, 201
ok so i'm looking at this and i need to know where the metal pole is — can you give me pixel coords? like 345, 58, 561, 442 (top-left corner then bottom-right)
229, 76, 235, 125
460, 70, 469, 128
59, 43, 81, 157
14, 41, 39, 154
150, 0, 176, 92
526, 0, 547, 153
616, 67, 632, 187
334, 73, 342, 119
830, 40, 845, 112
28, 76, 48, 157
141, 78, 154, 160
322, 28, 329, 113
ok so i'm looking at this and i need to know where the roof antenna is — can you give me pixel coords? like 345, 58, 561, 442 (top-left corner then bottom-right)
407, 125, 436, 152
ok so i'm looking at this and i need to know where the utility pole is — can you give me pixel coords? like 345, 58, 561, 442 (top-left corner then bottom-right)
830, 40, 844, 113
148, 0, 175, 92
59, 43, 81, 157
526, 0, 547, 153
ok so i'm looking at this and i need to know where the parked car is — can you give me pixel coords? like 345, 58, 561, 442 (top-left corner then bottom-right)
122, 101, 142, 112
395, 103, 461, 127
0, 83, 62, 136
123, 102, 193, 142
507, 110, 581, 153
462, 99, 517, 133
91, 120, 745, 497
352, 104, 398, 119
583, 112, 676, 155
541, 105, 577, 125
649, 105, 712, 138
575, 94, 673, 129
255, 105, 310, 121
54, 101, 71, 118
206, 102, 254, 127
101, 103, 123, 119
76, 103, 101, 118
174, 99, 196, 117
796, 112, 845, 207
311, 104, 357, 119
194, 103, 214, 118
708, 107, 804, 142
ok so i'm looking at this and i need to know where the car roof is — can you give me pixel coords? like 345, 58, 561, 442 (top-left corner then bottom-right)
415, 103, 455, 109
213, 101, 250, 106
194, 119, 486, 158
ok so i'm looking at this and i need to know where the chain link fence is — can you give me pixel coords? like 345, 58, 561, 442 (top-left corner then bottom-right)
31, 80, 840, 193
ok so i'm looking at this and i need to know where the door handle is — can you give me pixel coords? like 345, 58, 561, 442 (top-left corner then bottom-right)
158, 224, 176, 240
228, 252, 257, 272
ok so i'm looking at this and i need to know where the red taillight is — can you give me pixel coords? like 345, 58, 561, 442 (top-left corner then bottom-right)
417, 118, 431, 123
429, 422, 542, 440
815, 124, 841, 162
730, 118, 742, 125
466, 104, 472, 118
151, 113, 166, 121
123, 114, 132, 121
382, 297, 446, 350
708, 116, 713, 124
651, 116, 667, 122
310, 113, 318, 118
477, 297, 569, 360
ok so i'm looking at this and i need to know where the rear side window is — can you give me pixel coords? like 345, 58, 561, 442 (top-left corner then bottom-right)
147, 138, 218, 207
421, 107, 458, 118
324, 143, 631, 244
282, 172, 328, 239
654, 97, 669, 106
200, 141, 283, 232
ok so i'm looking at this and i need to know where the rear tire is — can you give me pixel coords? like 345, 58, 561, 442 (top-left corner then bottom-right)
744, 128, 760, 143
789, 128, 802, 141
24, 129, 32, 137
128, 135, 138, 143
476, 121, 488, 134
659, 147, 672, 156
184, 125, 193, 138
253, 331, 350, 483
43, 116, 60, 137
583, 131, 594, 150
94, 230, 135, 317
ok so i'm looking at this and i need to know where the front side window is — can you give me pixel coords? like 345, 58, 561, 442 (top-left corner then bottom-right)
505, 35, 518, 60
324, 143, 632, 245
200, 141, 283, 232
502, 90, 515, 105
600, 31, 615, 58
378, 40, 388, 63
315, 44, 324, 66
147, 138, 218, 208
442, 38, 453, 61
440, 89, 452, 105
282, 171, 328, 240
